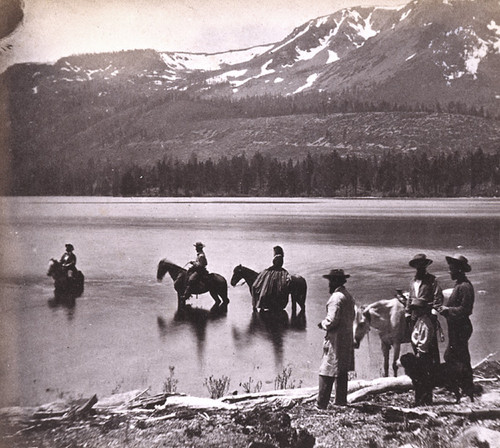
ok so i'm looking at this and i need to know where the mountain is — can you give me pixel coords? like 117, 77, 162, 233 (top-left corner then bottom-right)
1, 0, 500, 186
8, 0, 496, 109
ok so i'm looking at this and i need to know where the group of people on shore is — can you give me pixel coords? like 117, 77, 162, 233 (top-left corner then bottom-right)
60, 242, 475, 408
317, 252, 475, 408
179, 243, 476, 408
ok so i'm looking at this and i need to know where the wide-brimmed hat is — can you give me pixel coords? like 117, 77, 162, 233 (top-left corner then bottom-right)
323, 269, 350, 280
194, 242, 205, 248
445, 254, 471, 272
65, 243, 74, 251
409, 298, 430, 309
409, 253, 433, 268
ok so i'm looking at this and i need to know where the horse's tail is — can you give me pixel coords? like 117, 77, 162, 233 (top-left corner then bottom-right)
290, 275, 307, 307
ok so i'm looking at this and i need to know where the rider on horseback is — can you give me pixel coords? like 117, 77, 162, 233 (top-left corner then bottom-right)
182, 242, 208, 301
252, 245, 291, 310
60, 244, 77, 278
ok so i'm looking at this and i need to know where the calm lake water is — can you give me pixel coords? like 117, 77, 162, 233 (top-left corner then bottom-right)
0, 197, 498, 407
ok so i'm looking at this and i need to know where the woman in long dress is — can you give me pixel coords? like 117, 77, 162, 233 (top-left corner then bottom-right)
252, 246, 291, 311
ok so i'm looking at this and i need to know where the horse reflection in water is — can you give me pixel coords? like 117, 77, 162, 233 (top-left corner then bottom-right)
232, 309, 306, 368
157, 304, 228, 364
47, 293, 77, 320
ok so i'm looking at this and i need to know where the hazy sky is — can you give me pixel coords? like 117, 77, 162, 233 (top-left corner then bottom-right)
0, 0, 407, 70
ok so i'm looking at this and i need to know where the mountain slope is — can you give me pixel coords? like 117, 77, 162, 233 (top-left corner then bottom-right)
4, 0, 498, 109
1, 0, 499, 179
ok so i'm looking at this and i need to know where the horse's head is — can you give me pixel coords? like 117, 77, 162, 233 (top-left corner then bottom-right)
47, 258, 60, 277
230, 265, 244, 287
157, 259, 169, 281
353, 305, 371, 349
157, 259, 185, 282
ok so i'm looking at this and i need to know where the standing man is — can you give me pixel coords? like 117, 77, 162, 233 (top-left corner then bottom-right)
405, 253, 443, 367
317, 269, 356, 409
182, 242, 208, 301
439, 254, 475, 399
60, 243, 77, 277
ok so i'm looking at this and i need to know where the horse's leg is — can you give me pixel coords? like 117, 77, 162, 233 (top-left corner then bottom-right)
252, 293, 258, 312
299, 292, 306, 315
381, 341, 390, 377
177, 293, 185, 309
220, 282, 229, 306
392, 342, 401, 377
209, 290, 222, 307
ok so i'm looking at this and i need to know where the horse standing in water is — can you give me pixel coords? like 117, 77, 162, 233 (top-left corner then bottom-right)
353, 297, 409, 377
47, 258, 85, 297
157, 259, 229, 310
230, 264, 307, 316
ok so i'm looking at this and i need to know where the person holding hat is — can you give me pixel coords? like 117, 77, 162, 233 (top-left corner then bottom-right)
316, 269, 356, 409
409, 298, 436, 405
405, 253, 443, 367
252, 246, 291, 311
182, 242, 208, 301
439, 254, 475, 398
60, 243, 77, 278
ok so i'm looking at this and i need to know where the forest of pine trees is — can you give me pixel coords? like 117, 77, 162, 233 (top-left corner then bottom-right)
9, 148, 500, 197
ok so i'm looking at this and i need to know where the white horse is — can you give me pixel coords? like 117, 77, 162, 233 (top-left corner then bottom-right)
354, 290, 452, 377
353, 297, 409, 377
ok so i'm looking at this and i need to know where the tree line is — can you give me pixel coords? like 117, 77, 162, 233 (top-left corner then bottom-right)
9, 148, 499, 197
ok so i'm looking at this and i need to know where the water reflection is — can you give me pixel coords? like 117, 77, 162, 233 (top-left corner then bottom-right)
232, 310, 306, 367
156, 305, 228, 363
47, 292, 77, 320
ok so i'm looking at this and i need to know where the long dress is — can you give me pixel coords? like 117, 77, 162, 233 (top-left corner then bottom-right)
252, 255, 290, 310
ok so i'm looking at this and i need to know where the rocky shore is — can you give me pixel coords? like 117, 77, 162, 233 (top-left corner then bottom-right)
1, 359, 499, 448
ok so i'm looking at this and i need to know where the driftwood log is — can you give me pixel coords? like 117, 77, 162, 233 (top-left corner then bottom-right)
10, 353, 498, 428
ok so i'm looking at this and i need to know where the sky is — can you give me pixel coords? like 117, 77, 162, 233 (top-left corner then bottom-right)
0, 0, 408, 71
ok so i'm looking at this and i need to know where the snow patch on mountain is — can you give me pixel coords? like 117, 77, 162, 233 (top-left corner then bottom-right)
487, 20, 500, 52
293, 73, 319, 94
271, 23, 312, 54
316, 16, 329, 27
327, 50, 340, 63
229, 60, 275, 88
160, 45, 272, 71
206, 69, 248, 85
464, 37, 489, 78
349, 11, 379, 40
400, 9, 412, 21
296, 27, 337, 62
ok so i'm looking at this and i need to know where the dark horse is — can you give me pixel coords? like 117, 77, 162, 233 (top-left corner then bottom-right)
47, 258, 84, 297
157, 259, 229, 310
230, 264, 306, 316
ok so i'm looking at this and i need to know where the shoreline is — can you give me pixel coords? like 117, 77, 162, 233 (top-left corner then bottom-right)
2, 359, 499, 448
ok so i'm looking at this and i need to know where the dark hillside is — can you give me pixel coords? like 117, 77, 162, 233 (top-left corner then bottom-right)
9, 109, 500, 169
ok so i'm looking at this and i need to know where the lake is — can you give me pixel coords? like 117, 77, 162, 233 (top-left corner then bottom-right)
0, 197, 498, 407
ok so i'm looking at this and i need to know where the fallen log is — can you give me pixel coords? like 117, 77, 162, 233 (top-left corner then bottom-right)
472, 352, 498, 370
347, 376, 413, 403
222, 387, 318, 404
71, 394, 98, 417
